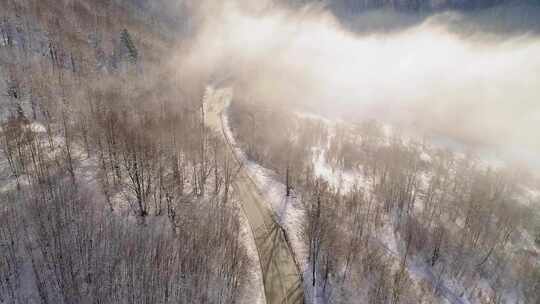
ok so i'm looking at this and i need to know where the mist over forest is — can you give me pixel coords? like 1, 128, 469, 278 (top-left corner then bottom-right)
1, 0, 539, 304
176, 0, 540, 170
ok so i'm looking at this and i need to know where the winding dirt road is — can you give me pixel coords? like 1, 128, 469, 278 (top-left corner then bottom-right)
204, 87, 304, 304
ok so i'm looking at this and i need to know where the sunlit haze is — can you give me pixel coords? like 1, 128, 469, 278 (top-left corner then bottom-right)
181, 1, 540, 168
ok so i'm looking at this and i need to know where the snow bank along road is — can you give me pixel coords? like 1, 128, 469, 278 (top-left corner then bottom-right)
204, 87, 304, 304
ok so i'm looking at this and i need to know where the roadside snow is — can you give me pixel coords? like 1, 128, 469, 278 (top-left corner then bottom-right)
237, 199, 266, 304
222, 106, 308, 267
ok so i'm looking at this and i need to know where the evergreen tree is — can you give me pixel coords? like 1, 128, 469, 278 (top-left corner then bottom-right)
120, 29, 138, 63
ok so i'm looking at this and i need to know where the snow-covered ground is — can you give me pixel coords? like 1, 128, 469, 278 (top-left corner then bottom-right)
293, 111, 529, 304
212, 92, 538, 304
0, 116, 267, 304
222, 107, 308, 268
297, 112, 371, 195
311, 147, 369, 194
518, 186, 540, 207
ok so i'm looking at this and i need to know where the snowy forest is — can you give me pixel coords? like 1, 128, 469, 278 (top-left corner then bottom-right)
1, 0, 539, 304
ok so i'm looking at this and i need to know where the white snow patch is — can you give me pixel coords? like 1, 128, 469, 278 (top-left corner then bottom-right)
515, 186, 540, 207
382, 123, 394, 138
311, 147, 368, 194
29, 122, 46, 133
295, 111, 338, 126
525, 188, 540, 204
378, 218, 400, 255
420, 151, 432, 162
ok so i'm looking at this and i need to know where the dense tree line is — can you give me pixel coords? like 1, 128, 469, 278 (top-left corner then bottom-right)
0, 1, 252, 303
229, 97, 540, 303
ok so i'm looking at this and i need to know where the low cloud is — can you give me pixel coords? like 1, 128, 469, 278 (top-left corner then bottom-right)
177, 0, 540, 168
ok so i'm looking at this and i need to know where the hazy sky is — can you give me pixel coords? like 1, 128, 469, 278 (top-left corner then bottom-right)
179, 0, 540, 168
